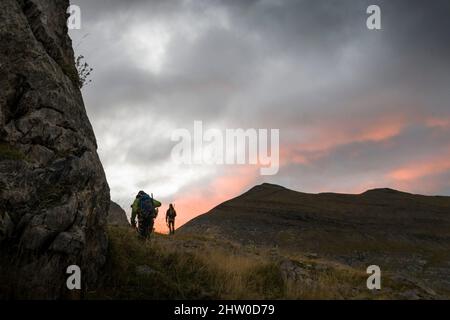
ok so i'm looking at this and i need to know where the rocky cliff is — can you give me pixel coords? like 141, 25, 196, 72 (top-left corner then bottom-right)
0, 0, 110, 299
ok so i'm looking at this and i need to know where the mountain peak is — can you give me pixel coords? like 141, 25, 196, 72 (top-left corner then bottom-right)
256, 183, 286, 190
243, 183, 287, 195
362, 188, 408, 195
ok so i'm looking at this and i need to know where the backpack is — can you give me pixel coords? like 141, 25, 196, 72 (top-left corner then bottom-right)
139, 193, 155, 220
168, 207, 176, 219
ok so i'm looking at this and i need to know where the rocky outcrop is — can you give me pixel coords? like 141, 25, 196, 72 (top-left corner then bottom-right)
0, 0, 110, 299
108, 201, 129, 226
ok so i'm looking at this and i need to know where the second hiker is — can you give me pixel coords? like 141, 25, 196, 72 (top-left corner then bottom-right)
166, 203, 177, 235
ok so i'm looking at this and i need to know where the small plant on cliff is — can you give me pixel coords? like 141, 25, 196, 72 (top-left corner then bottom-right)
75, 55, 93, 89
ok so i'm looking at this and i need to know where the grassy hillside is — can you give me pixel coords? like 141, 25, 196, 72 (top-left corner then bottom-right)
87, 226, 442, 300
180, 183, 450, 297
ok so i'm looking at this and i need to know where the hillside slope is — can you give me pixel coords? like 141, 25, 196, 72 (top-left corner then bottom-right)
92, 226, 444, 300
91, 227, 422, 299
180, 183, 450, 297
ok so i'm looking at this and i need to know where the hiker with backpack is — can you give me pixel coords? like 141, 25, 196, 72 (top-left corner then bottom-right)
130, 191, 161, 239
166, 203, 177, 235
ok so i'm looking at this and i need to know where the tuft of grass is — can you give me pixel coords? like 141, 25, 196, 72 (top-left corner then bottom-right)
61, 62, 81, 88
245, 263, 285, 299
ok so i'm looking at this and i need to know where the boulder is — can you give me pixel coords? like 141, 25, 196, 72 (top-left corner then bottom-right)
108, 201, 129, 226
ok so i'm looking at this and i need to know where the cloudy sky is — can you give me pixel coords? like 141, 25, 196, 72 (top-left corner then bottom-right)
69, 0, 450, 231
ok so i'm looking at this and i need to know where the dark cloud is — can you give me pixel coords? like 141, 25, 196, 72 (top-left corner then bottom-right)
69, 0, 450, 210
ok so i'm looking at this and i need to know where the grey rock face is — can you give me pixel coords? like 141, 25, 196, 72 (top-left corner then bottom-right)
0, 0, 110, 299
279, 259, 311, 284
108, 201, 129, 226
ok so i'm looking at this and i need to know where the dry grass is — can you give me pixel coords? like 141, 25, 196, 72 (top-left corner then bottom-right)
89, 226, 408, 300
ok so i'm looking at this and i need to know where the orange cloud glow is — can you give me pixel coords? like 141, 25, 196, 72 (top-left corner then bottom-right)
280, 117, 406, 166
153, 166, 258, 233
389, 156, 450, 182
425, 117, 450, 128
153, 116, 449, 233
298, 118, 405, 152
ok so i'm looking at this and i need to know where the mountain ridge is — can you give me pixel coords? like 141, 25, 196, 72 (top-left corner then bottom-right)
180, 183, 450, 296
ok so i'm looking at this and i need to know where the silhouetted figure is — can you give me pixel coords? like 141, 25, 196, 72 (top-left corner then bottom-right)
131, 191, 161, 239
166, 203, 177, 235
